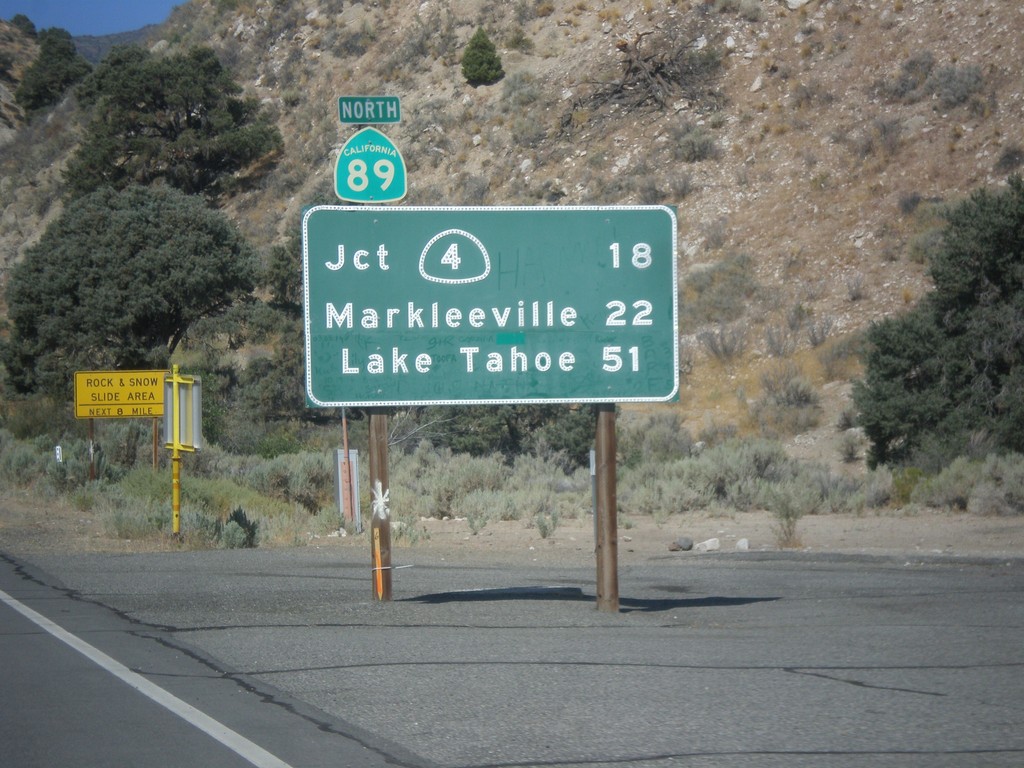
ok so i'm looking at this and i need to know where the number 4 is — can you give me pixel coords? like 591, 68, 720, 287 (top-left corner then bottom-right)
440, 243, 461, 270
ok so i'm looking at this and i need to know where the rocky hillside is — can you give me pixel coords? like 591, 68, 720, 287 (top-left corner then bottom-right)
1, 0, 1022, 462
0, 20, 36, 146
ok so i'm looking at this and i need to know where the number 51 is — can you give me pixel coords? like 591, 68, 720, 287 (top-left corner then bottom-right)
602, 345, 639, 372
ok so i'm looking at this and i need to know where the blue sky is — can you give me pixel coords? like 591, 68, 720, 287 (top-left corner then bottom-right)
0, 0, 182, 36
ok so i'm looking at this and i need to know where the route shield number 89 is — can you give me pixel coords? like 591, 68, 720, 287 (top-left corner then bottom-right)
347, 158, 395, 193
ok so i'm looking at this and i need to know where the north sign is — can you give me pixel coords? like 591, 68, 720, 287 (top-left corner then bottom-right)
338, 95, 401, 124
302, 206, 678, 407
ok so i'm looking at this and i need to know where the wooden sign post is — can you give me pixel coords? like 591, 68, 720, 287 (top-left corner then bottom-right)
368, 410, 392, 601
594, 404, 619, 612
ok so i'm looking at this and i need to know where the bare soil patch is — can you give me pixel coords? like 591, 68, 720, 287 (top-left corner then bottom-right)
4, 491, 1020, 565
392, 510, 1024, 567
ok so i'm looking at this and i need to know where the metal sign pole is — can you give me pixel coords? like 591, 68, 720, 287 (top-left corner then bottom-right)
594, 404, 619, 612
88, 419, 96, 481
341, 408, 355, 527
170, 365, 182, 536
164, 365, 201, 537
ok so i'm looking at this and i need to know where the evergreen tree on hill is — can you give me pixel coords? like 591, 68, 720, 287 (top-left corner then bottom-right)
14, 27, 90, 112
64, 45, 282, 199
461, 28, 504, 87
10, 14, 37, 37
854, 176, 1024, 468
1, 185, 257, 397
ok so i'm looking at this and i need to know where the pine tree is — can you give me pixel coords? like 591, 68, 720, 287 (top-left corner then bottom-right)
854, 176, 1024, 468
461, 28, 504, 87
1, 185, 257, 397
14, 28, 90, 112
10, 14, 37, 37
65, 45, 281, 199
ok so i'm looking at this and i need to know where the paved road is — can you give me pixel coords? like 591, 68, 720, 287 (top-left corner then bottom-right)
2, 545, 1022, 767
0, 551, 405, 767
0, 591, 260, 768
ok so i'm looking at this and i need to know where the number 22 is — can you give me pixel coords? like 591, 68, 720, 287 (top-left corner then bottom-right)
605, 300, 653, 326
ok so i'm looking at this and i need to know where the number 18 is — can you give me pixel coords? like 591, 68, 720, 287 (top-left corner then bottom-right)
610, 242, 653, 269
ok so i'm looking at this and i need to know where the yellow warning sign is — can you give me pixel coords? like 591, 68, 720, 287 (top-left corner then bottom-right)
74, 370, 167, 419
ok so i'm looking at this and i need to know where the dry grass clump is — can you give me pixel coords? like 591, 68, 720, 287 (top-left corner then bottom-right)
911, 454, 1024, 516
621, 433, 863, 547
681, 252, 759, 331
387, 444, 590, 539
751, 362, 821, 436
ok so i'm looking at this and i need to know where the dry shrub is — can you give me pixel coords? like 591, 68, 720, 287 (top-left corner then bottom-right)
912, 454, 1024, 516
753, 363, 821, 435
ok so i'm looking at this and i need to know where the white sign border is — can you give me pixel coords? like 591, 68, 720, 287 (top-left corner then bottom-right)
302, 205, 679, 407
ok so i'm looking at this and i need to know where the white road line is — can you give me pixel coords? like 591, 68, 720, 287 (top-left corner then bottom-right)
0, 586, 294, 768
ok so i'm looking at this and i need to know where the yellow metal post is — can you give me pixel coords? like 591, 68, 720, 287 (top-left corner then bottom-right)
171, 365, 182, 536
172, 450, 181, 535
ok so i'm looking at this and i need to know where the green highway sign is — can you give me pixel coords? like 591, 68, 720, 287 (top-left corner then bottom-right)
302, 206, 678, 406
334, 127, 407, 203
338, 95, 401, 124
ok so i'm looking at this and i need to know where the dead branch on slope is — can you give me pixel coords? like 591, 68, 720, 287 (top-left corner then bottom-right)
561, 27, 724, 135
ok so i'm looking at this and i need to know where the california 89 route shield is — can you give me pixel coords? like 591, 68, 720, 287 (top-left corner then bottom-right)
302, 205, 678, 407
